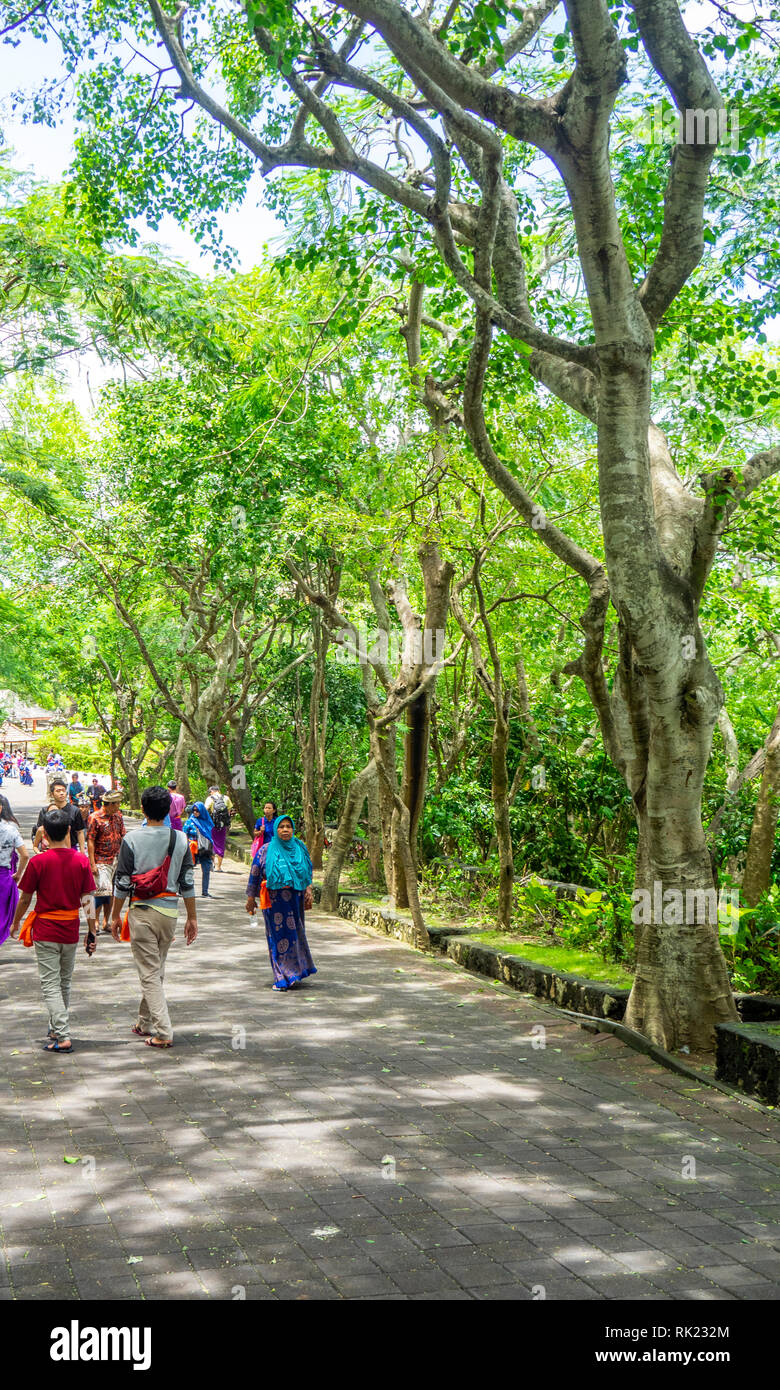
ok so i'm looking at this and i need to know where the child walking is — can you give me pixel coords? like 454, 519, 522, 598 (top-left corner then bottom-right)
11, 807, 97, 1053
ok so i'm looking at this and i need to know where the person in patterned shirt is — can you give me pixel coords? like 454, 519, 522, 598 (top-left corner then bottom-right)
87, 790, 126, 932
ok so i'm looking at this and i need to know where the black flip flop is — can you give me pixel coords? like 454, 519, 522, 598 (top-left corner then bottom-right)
43, 1040, 73, 1053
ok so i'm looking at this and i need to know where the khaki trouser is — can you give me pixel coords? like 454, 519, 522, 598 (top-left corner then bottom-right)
34, 941, 77, 1040
129, 904, 176, 1042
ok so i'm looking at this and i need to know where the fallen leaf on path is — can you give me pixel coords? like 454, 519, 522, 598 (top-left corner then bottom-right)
63, 1156, 80, 1165
126, 1256, 143, 1264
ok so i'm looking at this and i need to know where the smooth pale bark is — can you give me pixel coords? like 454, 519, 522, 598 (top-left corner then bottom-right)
741, 703, 780, 906
598, 366, 736, 1048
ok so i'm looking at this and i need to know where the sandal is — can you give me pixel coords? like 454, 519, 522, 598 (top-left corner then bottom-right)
131, 1025, 152, 1038
44, 1040, 73, 1053
144, 1037, 173, 1048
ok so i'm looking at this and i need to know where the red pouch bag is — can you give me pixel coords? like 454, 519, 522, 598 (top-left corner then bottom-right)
131, 828, 177, 900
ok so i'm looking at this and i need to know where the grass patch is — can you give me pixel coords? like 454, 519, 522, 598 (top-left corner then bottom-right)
470, 932, 635, 989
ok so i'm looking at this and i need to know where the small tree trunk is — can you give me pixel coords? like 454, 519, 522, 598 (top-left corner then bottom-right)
741, 703, 780, 906
229, 779, 256, 836
374, 727, 397, 900
390, 797, 430, 950
367, 774, 382, 883
321, 760, 377, 911
123, 764, 141, 811
492, 703, 513, 930
174, 725, 191, 801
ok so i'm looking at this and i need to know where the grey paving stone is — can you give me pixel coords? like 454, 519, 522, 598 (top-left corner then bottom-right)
389, 1266, 464, 1294
11, 1282, 80, 1300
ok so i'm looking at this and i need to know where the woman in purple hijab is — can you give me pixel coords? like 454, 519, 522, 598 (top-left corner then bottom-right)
0, 800, 29, 946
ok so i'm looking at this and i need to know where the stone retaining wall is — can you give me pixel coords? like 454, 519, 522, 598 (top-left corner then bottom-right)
715, 1022, 780, 1106
444, 935, 629, 1020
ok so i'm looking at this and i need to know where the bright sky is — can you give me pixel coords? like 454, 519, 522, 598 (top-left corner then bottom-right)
0, 26, 283, 412
0, 28, 280, 274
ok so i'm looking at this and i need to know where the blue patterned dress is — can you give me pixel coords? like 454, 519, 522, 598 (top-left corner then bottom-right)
248, 843, 317, 990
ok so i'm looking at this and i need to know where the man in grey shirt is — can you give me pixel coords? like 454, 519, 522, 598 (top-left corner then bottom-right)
110, 784, 198, 1048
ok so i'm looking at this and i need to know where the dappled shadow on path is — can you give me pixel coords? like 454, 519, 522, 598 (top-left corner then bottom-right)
1, 816, 779, 1302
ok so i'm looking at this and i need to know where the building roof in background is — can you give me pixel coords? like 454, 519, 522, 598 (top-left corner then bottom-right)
0, 722, 30, 742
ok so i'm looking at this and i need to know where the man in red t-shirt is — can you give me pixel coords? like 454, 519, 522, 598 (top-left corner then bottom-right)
11, 807, 97, 1054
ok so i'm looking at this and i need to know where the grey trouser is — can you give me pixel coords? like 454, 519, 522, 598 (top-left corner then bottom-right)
34, 941, 78, 1040
129, 904, 176, 1042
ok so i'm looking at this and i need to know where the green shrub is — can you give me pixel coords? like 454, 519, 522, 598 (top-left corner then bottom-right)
722, 886, 780, 994
32, 727, 111, 774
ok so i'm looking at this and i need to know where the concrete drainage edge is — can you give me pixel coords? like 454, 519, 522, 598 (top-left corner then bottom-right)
558, 1010, 777, 1116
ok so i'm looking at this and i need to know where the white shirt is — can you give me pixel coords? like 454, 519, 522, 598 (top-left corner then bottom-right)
0, 820, 23, 869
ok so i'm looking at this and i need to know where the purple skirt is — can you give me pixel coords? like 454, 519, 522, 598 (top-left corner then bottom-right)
0, 865, 19, 947
211, 827, 227, 857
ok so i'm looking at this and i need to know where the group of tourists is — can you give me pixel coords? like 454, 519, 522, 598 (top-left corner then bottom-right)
0, 750, 34, 785
0, 776, 316, 1053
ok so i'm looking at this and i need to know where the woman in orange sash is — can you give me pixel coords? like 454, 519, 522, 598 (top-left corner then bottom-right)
11, 806, 96, 1053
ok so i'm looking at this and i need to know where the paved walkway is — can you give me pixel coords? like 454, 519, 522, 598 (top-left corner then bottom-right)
1, 774, 778, 1301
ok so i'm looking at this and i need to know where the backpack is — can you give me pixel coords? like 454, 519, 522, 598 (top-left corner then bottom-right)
130, 828, 178, 900
189, 828, 213, 860
210, 794, 231, 830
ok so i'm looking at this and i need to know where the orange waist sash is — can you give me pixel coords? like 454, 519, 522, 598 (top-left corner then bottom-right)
121, 892, 178, 941
20, 908, 80, 948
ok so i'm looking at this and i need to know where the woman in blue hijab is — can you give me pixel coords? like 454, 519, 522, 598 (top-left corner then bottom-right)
245, 815, 316, 990
183, 801, 215, 898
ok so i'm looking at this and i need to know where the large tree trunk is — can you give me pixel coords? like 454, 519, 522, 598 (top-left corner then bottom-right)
600, 371, 738, 1049
625, 695, 736, 1049
741, 703, 780, 906
321, 759, 377, 911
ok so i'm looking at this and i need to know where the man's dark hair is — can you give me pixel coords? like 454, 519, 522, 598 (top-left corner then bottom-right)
43, 807, 72, 841
141, 785, 172, 821
50, 778, 67, 790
